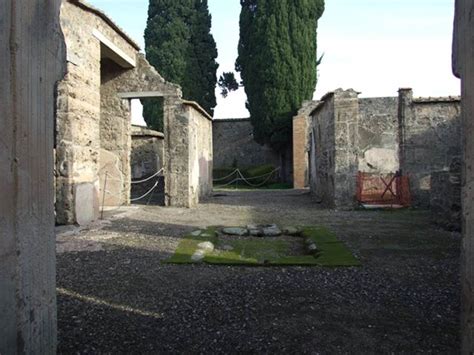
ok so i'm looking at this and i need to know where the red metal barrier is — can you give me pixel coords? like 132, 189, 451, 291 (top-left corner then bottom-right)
356, 172, 411, 206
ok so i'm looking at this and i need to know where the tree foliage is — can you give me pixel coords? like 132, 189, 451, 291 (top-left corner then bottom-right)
235, 0, 325, 150
143, 0, 218, 130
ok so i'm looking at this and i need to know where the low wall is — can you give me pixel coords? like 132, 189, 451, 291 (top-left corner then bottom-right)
213, 118, 279, 169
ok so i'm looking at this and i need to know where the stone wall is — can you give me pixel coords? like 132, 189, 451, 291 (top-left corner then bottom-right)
309, 90, 359, 208
0, 0, 65, 352
57, 1, 212, 221
131, 125, 164, 179
57, 0, 141, 223
301, 88, 460, 209
186, 102, 213, 202
430, 160, 462, 231
293, 101, 320, 188
213, 118, 279, 169
453, 0, 474, 351
358, 97, 399, 173
398, 89, 461, 207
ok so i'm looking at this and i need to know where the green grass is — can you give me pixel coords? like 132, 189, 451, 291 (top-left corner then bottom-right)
164, 226, 360, 267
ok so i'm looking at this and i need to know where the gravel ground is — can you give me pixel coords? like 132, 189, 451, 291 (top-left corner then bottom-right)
57, 189, 461, 353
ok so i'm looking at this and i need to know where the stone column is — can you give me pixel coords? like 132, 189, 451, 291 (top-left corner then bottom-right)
0, 0, 65, 353
453, 0, 474, 352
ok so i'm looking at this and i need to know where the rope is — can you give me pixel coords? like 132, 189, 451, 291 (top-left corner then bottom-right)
131, 168, 164, 184
214, 168, 280, 188
212, 169, 239, 182
130, 180, 160, 202
237, 168, 281, 181
237, 169, 279, 187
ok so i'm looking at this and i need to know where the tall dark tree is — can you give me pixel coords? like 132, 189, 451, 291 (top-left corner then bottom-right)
224, 0, 324, 151
143, 0, 218, 131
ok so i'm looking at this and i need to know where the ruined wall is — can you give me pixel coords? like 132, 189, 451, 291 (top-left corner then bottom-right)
0, 0, 65, 352
131, 125, 164, 179
453, 0, 474, 351
99, 58, 133, 206
57, 0, 140, 223
213, 119, 279, 169
430, 159, 462, 231
309, 90, 359, 208
398, 89, 461, 207
358, 97, 399, 173
187, 102, 213, 202
293, 101, 320, 188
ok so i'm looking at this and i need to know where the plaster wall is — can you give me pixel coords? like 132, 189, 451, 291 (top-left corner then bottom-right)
358, 97, 399, 174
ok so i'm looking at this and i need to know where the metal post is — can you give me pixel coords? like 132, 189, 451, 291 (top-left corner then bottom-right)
101, 172, 108, 219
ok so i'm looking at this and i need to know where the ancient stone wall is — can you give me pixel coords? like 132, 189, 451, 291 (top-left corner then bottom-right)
358, 97, 399, 173
131, 126, 164, 179
398, 89, 461, 207
57, 1, 211, 217
213, 119, 279, 169
293, 101, 320, 188
453, 0, 474, 351
57, 0, 141, 223
309, 89, 359, 208
186, 102, 213, 202
0, 0, 65, 352
430, 159, 461, 231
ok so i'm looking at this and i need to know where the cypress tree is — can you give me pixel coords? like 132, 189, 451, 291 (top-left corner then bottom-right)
235, 0, 324, 151
143, 0, 218, 131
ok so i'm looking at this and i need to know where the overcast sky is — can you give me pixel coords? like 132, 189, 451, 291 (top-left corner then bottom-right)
88, 0, 460, 120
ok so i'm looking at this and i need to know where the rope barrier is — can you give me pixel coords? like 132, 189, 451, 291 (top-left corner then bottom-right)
237, 169, 279, 187
131, 168, 164, 184
212, 169, 239, 182
213, 168, 281, 188
130, 180, 160, 202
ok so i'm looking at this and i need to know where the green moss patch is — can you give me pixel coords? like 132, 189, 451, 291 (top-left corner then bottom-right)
165, 226, 360, 267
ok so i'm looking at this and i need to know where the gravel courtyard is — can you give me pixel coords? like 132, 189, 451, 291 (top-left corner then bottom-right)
56, 190, 461, 353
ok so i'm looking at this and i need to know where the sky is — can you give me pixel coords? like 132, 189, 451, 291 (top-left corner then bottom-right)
88, 0, 460, 121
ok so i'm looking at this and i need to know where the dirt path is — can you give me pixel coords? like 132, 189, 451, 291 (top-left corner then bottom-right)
57, 190, 460, 353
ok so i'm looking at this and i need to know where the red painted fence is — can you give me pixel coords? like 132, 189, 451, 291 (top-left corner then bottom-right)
356, 172, 411, 206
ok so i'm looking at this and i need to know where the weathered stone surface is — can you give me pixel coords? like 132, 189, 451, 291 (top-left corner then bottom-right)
358, 97, 399, 174
1, 0, 65, 352
213, 118, 279, 169
430, 163, 461, 231
453, 1, 474, 351
307, 243, 319, 253
302, 88, 460, 209
309, 89, 360, 208
191, 250, 206, 262
293, 101, 322, 189
197, 242, 215, 253
283, 227, 301, 236
56, 1, 214, 223
262, 225, 282, 237
131, 126, 164, 179
222, 227, 248, 236
398, 89, 461, 208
